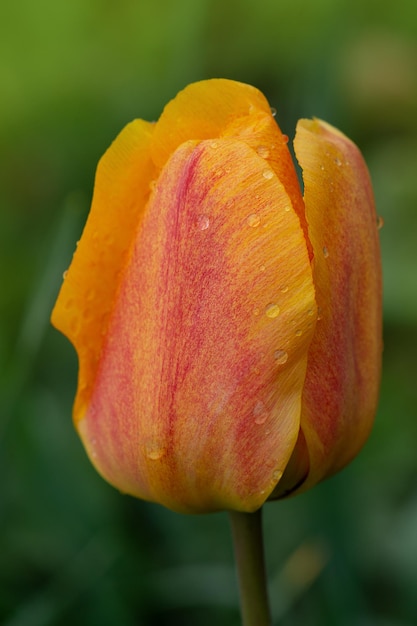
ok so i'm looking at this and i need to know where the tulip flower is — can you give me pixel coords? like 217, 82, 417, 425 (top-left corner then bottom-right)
51, 79, 382, 516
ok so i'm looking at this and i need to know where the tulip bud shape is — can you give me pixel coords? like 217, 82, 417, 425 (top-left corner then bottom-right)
52, 80, 382, 513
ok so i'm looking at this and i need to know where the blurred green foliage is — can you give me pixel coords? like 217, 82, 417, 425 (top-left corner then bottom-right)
1, 0, 417, 624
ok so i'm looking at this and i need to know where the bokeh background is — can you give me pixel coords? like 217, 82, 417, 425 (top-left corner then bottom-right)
1, 1, 417, 624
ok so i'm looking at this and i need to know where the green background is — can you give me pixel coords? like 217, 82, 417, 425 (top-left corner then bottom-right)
1, 1, 417, 624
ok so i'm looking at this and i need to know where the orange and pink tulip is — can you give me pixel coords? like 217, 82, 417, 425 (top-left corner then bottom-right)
51, 79, 382, 514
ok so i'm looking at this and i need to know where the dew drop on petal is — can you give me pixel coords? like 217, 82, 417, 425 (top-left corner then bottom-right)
262, 169, 274, 180
253, 400, 269, 425
334, 157, 342, 166
279, 284, 289, 293
270, 107, 277, 117
256, 145, 270, 158
282, 134, 289, 144
274, 349, 288, 364
146, 443, 165, 461
265, 303, 280, 318
62, 270, 68, 279
247, 213, 261, 227
323, 246, 329, 258
272, 469, 283, 482
196, 215, 210, 231
377, 215, 384, 230
295, 329, 303, 337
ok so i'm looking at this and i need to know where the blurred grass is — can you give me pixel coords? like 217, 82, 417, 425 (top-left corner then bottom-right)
1, 0, 417, 624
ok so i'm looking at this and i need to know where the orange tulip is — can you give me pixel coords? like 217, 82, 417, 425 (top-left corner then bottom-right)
51, 79, 382, 514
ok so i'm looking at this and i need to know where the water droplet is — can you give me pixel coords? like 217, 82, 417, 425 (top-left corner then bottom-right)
146, 443, 165, 461
253, 307, 260, 316
274, 349, 288, 364
253, 400, 269, 425
279, 284, 289, 293
320, 164, 325, 171
262, 169, 274, 180
334, 157, 342, 166
62, 270, 68, 279
210, 141, 218, 148
273, 348, 290, 368
377, 215, 384, 230
265, 303, 280, 318
284, 205, 291, 212
282, 134, 289, 144
256, 145, 270, 158
317, 307, 323, 321
247, 213, 261, 227
272, 469, 283, 482
196, 215, 210, 231
307, 308, 315, 316
323, 246, 329, 258
270, 107, 277, 117
259, 264, 266, 272
295, 329, 303, 337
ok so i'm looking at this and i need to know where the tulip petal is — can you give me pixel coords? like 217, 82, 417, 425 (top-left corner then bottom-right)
152, 78, 312, 259
78, 137, 317, 513
289, 119, 382, 494
151, 79, 271, 168
51, 120, 157, 421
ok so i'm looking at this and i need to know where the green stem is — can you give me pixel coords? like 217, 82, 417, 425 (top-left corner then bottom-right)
229, 507, 271, 626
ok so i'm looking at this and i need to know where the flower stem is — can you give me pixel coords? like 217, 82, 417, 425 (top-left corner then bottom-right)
229, 507, 271, 626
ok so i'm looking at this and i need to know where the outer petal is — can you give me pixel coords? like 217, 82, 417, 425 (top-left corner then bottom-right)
151, 79, 271, 168
282, 119, 382, 495
151, 78, 312, 257
78, 138, 317, 513
51, 120, 157, 421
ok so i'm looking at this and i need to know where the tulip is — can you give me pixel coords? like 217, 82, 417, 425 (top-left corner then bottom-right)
51, 79, 382, 515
